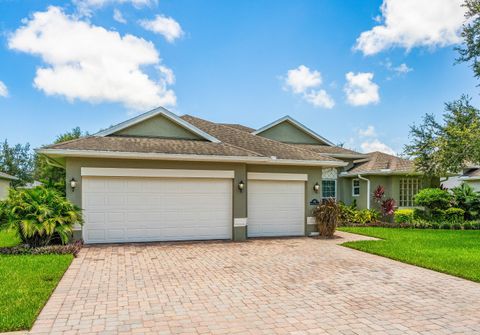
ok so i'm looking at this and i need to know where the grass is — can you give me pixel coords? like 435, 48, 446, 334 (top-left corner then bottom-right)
0, 230, 73, 332
339, 227, 480, 282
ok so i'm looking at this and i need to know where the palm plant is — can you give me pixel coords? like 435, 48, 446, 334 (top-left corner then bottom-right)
451, 183, 480, 220
0, 186, 83, 247
312, 198, 340, 238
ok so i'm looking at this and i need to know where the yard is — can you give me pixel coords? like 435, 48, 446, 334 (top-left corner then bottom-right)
0, 230, 73, 332
339, 227, 480, 282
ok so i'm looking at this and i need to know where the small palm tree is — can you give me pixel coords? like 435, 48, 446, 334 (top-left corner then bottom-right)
0, 186, 83, 247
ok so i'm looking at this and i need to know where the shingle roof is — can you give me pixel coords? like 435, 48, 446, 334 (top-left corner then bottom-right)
220, 123, 255, 133
0, 171, 18, 180
344, 151, 415, 175
181, 115, 340, 162
294, 144, 365, 157
463, 168, 480, 178
43, 136, 261, 157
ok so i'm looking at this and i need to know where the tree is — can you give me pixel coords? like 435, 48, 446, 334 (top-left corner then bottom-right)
404, 96, 480, 176
456, 0, 480, 79
34, 127, 85, 194
0, 140, 34, 187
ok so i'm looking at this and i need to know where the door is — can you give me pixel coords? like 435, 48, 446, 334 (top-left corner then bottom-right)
82, 176, 232, 243
247, 179, 305, 237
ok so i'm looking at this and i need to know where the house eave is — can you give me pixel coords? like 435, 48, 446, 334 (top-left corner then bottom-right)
37, 149, 348, 167
339, 171, 422, 177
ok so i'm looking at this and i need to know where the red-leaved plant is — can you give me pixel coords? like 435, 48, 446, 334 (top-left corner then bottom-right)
372, 185, 396, 218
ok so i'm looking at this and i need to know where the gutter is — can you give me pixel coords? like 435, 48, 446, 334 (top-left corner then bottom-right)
357, 174, 371, 209
36, 149, 348, 167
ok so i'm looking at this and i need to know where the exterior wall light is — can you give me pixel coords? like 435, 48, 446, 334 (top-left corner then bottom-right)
313, 182, 320, 193
70, 178, 78, 192
238, 180, 245, 192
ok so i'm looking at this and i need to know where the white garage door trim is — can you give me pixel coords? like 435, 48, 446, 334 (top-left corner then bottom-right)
247, 172, 308, 181
81, 167, 234, 179
81, 170, 233, 244
247, 179, 305, 237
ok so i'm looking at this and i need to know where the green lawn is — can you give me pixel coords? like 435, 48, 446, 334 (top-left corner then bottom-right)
0, 231, 73, 332
339, 227, 480, 282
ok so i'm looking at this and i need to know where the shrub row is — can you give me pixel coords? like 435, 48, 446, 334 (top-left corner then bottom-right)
342, 220, 480, 230
0, 240, 83, 257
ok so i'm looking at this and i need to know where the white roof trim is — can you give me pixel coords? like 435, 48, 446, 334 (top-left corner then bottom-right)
81, 167, 234, 179
37, 148, 347, 167
252, 115, 334, 146
94, 107, 221, 143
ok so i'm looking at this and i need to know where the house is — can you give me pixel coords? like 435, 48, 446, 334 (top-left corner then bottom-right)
0, 172, 17, 200
38, 107, 437, 244
458, 167, 480, 191
340, 151, 439, 209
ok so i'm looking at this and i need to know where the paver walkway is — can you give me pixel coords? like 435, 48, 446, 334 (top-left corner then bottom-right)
30, 232, 480, 334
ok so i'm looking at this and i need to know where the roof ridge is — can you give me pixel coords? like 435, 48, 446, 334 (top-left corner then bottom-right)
181, 115, 339, 162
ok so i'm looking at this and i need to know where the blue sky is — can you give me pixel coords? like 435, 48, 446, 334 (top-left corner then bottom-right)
0, 0, 476, 154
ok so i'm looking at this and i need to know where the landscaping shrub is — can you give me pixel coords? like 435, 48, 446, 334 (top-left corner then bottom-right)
431, 222, 440, 229
413, 208, 428, 220
472, 221, 480, 230
353, 209, 379, 224
463, 222, 473, 230
440, 222, 451, 229
312, 198, 339, 238
0, 240, 83, 257
0, 187, 83, 247
451, 183, 480, 220
414, 188, 451, 209
394, 209, 414, 224
445, 207, 465, 223
338, 202, 356, 224
431, 208, 446, 221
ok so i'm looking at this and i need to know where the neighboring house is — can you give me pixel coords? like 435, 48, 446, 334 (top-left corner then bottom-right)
38, 108, 437, 244
339, 151, 438, 209
459, 167, 480, 191
18, 180, 43, 189
0, 172, 17, 199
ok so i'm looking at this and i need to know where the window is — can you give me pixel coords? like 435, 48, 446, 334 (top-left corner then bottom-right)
352, 179, 360, 196
322, 180, 336, 200
399, 178, 420, 207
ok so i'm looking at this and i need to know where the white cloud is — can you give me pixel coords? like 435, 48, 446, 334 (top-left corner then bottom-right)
8, 6, 176, 111
283, 65, 334, 109
355, 0, 465, 55
0, 81, 8, 97
344, 72, 380, 106
358, 125, 376, 137
74, 0, 155, 16
304, 90, 335, 109
284, 65, 322, 94
140, 15, 184, 43
113, 8, 127, 23
360, 138, 396, 155
394, 63, 412, 74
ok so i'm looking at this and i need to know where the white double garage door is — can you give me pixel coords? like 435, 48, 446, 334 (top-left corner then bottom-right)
82, 168, 305, 244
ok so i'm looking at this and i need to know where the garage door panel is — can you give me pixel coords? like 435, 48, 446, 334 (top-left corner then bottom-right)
248, 180, 305, 237
83, 176, 232, 243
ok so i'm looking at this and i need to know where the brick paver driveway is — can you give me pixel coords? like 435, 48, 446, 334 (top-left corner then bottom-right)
31, 232, 480, 335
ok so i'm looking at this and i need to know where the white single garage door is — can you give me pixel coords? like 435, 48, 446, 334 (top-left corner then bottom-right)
247, 177, 305, 237
82, 173, 233, 244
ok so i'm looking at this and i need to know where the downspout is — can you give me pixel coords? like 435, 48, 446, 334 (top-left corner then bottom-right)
357, 174, 370, 209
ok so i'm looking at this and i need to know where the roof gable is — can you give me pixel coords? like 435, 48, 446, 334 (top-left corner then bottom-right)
95, 107, 220, 143
253, 116, 334, 145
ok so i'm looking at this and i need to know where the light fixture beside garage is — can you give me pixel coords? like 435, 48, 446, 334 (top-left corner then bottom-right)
238, 180, 245, 192
313, 182, 320, 193
70, 178, 78, 192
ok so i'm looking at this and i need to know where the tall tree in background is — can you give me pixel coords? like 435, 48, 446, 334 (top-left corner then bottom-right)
405, 96, 480, 176
405, 0, 480, 176
34, 127, 85, 194
0, 140, 34, 187
456, 0, 480, 78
